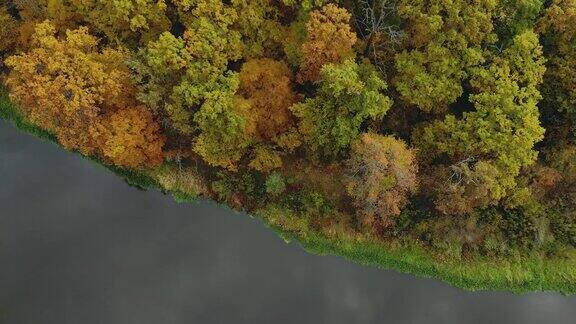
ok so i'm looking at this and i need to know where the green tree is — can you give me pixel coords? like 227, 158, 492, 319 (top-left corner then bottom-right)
292, 59, 392, 159
192, 77, 257, 170
394, 0, 497, 113
70, 0, 171, 44
130, 1, 243, 136
538, 0, 576, 126
414, 31, 546, 213
231, 0, 285, 58
265, 172, 287, 197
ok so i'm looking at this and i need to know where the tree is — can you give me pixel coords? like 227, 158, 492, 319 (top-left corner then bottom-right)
193, 79, 257, 170
0, 8, 19, 66
281, 0, 332, 10
297, 4, 358, 83
265, 172, 286, 196
538, 0, 576, 125
13, 0, 78, 28
414, 30, 546, 213
238, 58, 298, 140
11, 0, 80, 49
393, 0, 497, 113
91, 106, 166, 168
131, 0, 244, 137
5, 21, 166, 167
546, 143, 576, 205
5, 22, 135, 154
70, 0, 171, 44
292, 59, 392, 159
346, 133, 418, 228
352, 0, 404, 70
495, 0, 544, 42
231, 0, 285, 58
239, 52, 303, 173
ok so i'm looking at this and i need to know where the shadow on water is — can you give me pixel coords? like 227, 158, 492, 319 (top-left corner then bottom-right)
0, 119, 575, 324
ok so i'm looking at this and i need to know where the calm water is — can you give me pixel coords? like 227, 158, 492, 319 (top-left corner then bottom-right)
0, 119, 575, 324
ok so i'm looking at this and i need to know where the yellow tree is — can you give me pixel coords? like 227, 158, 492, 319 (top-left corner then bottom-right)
70, 0, 171, 44
5, 21, 165, 166
297, 4, 357, 83
238, 58, 298, 140
238, 58, 299, 172
91, 106, 166, 168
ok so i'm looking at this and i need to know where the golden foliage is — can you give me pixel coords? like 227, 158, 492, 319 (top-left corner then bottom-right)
5, 21, 165, 167
297, 4, 357, 83
239, 58, 298, 140
91, 106, 165, 168
71, 0, 171, 43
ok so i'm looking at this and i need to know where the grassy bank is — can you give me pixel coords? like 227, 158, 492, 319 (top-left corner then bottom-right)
2, 89, 575, 294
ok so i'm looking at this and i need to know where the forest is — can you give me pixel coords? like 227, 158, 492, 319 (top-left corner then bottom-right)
0, 0, 574, 291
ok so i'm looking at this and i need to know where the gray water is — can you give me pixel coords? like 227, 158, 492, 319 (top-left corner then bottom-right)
0, 119, 575, 324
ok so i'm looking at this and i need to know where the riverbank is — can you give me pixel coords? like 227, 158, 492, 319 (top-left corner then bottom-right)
2, 89, 575, 294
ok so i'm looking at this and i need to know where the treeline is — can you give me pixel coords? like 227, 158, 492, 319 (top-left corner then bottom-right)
0, 0, 574, 258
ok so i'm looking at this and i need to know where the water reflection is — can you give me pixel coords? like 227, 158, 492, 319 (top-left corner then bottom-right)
1, 119, 574, 324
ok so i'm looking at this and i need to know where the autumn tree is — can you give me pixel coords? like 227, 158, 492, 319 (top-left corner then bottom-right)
5, 21, 165, 166
297, 4, 358, 83
346, 133, 418, 228
0, 8, 18, 64
0, 8, 17, 45
13, 0, 78, 28
538, 0, 576, 126
238, 58, 299, 172
6, 22, 129, 153
414, 31, 546, 214
69, 0, 171, 44
546, 143, 576, 205
238, 58, 298, 140
281, 0, 333, 10
231, 0, 285, 58
91, 106, 165, 168
11, 0, 80, 49
292, 59, 392, 159
394, 0, 497, 113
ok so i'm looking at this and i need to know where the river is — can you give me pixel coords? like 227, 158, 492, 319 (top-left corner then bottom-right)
1, 119, 575, 323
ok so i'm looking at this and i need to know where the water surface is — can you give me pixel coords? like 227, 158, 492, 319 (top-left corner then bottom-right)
1, 120, 575, 324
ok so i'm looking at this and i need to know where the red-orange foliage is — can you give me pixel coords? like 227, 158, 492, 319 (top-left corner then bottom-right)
297, 4, 357, 83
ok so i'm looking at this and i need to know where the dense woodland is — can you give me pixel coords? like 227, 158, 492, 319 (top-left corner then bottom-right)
0, 0, 575, 267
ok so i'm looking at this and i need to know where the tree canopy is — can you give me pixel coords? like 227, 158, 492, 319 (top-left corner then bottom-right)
2, 0, 576, 282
